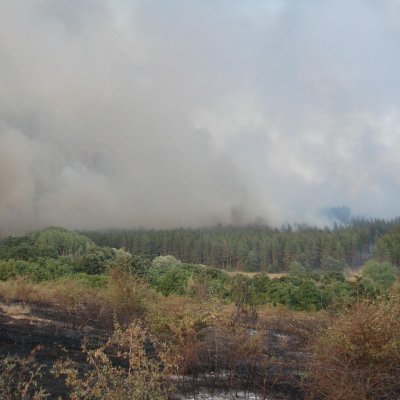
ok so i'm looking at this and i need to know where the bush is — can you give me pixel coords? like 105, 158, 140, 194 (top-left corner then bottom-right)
361, 260, 397, 290
307, 295, 400, 399
74, 246, 116, 275
53, 322, 174, 400
150, 264, 193, 296
0, 346, 48, 399
107, 267, 154, 325
61, 273, 108, 288
290, 280, 322, 311
0, 258, 73, 282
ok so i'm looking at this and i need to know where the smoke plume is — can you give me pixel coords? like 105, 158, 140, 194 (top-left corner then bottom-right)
1, 0, 400, 235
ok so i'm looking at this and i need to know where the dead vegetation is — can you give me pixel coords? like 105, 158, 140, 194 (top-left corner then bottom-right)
1, 272, 398, 399
306, 294, 400, 400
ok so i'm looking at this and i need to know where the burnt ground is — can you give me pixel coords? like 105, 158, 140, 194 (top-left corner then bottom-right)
0, 302, 110, 398
0, 302, 315, 399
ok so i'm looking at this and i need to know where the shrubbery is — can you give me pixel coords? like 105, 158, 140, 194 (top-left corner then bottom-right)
0, 228, 398, 311
307, 295, 400, 399
53, 322, 174, 400
0, 347, 49, 400
0, 257, 73, 282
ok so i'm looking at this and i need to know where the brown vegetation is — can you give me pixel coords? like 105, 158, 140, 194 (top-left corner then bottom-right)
306, 294, 400, 400
0, 346, 48, 400
2, 272, 398, 399
52, 322, 174, 400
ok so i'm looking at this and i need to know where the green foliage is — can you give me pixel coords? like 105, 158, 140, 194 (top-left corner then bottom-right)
354, 276, 380, 299
320, 256, 346, 273
0, 260, 20, 280
129, 255, 151, 278
64, 273, 109, 288
320, 280, 354, 308
149, 263, 194, 296
0, 236, 38, 260
290, 280, 321, 311
2, 225, 396, 311
244, 250, 260, 272
82, 218, 400, 272
0, 227, 95, 262
373, 228, 400, 267
229, 274, 252, 308
186, 266, 229, 298
249, 274, 271, 305
75, 246, 115, 275
244, 272, 352, 311
30, 257, 73, 281
33, 227, 94, 258
147, 256, 231, 298
288, 261, 308, 276
0, 257, 73, 282
361, 260, 397, 290
266, 279, 293, 306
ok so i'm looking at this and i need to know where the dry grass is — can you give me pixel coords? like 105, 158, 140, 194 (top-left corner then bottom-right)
226, 271, 286, 279
0, 270, 157, 331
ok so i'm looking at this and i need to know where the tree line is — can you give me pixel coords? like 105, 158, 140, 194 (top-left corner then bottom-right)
81, 218, 400, 272
0, 226, 397, 312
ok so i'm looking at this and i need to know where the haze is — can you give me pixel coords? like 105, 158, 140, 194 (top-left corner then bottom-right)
1, 0, 400, 235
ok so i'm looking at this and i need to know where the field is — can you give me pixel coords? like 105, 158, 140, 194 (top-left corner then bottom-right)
0, 226, 399, 399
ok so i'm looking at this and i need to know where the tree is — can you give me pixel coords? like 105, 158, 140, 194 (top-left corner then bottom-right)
320, 256, 346, 273
229, 274, 252, 322
361, 260, 396, 290
76, 246, 115, 275
373, 228, 400, 267
288, 261, 307, 276
245, 250, 260, 272
290, 280, 321, 311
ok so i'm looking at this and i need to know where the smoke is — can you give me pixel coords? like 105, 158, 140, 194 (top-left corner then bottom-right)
1, 0, 400, 235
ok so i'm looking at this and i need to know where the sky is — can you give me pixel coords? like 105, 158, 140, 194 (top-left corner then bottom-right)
1, 0, 400, 235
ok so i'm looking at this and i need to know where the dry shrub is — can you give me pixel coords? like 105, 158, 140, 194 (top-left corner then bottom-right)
146, 294, 218, 339
54, 268, 156, 330
52, 269, 155, 330
0, 346, 48, 400
199, 321, 270, 395
306, 295, 400, 400
145, 294, 218, 374
52, 321, 175, 400
106, 267, 155, 326
0, 278, 45, 305
50, 279, 109, 330
154, 298, 273, 397
0, 270, 157, 331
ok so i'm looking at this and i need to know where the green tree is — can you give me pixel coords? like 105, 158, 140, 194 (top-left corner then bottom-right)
290, 280, 322, 311
76, 246, 115, 275
361, 260, 397, 290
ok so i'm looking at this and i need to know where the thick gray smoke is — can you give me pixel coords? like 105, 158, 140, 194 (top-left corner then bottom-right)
1, 0, 400, 235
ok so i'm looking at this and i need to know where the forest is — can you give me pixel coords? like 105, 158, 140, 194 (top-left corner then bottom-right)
0, 223, 398, 399
80, 218, 400, 271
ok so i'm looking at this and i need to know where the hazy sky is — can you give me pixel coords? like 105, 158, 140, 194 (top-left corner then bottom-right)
1, 0, 400, 235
